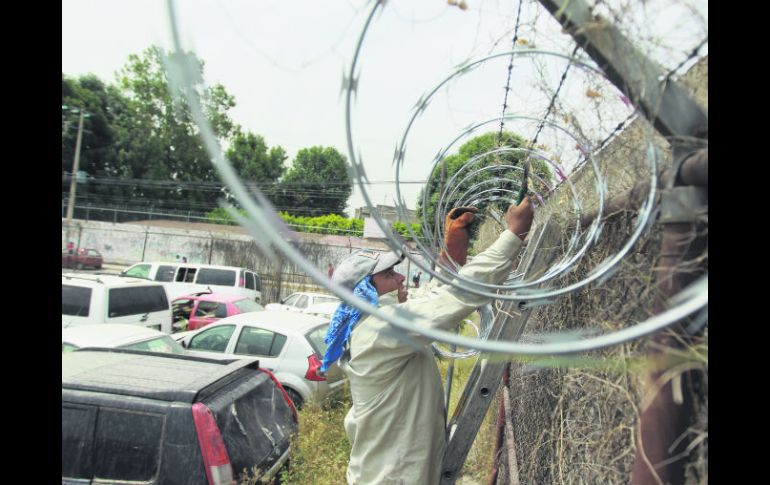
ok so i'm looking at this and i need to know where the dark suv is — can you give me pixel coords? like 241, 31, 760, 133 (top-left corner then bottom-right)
62, 349, 298, 484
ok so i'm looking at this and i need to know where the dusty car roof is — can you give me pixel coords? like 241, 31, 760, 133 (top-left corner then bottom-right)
62, 349, 259, 403
303, 301, 340, 315
137, 261, 256, 272
217, 310, 329, 333
172, 293, 248, 304
62, 324, 165, 348
288, 292, 338, 299
62, 273, 164, 288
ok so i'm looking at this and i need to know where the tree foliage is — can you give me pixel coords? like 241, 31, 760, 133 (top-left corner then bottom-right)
416, 131, 553, 226
112, 46, 235, 209
275, 146, 352, 216
226, 127, 287, 184
62, 46, 353, 222
62, 47, 238, 219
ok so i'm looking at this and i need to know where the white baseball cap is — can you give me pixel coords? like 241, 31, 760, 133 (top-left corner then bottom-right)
332, 249, 405, 290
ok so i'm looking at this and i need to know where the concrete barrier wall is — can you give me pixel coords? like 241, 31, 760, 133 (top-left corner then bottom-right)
62, 219, 429, 302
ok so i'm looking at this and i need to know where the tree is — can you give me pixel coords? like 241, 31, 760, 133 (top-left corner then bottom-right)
112, 46, 236, 213
226, 127, 287, 183
416, 131, 553, 227
62, 73, 131, 209
276, 146, 352, 216
62, 73, 121, 176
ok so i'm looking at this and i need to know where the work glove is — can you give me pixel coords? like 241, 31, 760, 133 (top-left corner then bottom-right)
439, 207, 479, 267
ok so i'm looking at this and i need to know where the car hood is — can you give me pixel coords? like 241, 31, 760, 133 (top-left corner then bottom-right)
264, 303, 293, 311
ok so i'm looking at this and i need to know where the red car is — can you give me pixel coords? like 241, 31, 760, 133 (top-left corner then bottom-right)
62, 248, 103, 270
172, 292, 264, 331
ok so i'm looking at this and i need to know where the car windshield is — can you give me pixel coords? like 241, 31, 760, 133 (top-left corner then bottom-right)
120, 336, 186, 355
234, 299, 264, 313
62, 343, 78, 353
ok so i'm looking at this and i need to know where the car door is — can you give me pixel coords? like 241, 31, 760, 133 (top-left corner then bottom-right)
245, 271, 262, 303
106, 285, 172, 333
62, 403, 98, 482
175, 266, 197, 283
230, 325, 287, 372
186, 324, 237, 354
171, 298, 195, 331
86, 249, 101, 267
187, 300, 206, 329
290, 295, 309, 313
154, 264, 177, 282
189, 301, 227, 330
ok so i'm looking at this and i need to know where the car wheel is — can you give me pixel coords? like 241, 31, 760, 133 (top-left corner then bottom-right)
76, 262, 84, 270
284, 388, 303, 410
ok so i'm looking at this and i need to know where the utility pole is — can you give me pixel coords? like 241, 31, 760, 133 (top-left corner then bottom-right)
65, 109, 85, 250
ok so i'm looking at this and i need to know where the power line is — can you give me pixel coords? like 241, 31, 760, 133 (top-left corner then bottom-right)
63, 192, 366, 216
75, 175, 427, 186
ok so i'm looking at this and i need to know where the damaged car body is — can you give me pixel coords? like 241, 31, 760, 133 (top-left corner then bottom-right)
62, 348, 298, 484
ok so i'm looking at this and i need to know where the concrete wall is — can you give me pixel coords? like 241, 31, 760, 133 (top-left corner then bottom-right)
62, 218, 430, 302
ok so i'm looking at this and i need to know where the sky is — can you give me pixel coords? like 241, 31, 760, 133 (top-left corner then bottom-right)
62, 0, 707, 215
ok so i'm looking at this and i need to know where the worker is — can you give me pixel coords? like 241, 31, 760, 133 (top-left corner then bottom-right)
322, 198, 534, 484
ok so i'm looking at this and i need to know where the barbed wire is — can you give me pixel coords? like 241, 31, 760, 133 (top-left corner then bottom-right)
163, 0, 707, 356
531, 43, 581, 148
664, 35, 708, 81
497, 0, 526, 142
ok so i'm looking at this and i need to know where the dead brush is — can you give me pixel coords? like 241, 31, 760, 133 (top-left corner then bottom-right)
488, 206, 707, 485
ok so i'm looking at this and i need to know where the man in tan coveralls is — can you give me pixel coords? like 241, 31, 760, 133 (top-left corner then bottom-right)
327, 199, 534, 484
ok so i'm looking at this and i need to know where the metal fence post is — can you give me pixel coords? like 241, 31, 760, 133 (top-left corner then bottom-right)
76, 224, 83, 254
141, 229, 149, 262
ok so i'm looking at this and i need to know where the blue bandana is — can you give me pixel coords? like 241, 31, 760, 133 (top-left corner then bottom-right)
321, 276, 379, 373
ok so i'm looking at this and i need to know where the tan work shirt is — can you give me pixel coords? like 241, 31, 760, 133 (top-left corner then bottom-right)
340, 230, 524, 484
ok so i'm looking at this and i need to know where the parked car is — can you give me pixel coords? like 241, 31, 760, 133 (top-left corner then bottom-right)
122, 261, 263, 303
62, 273, 173, 333
303, 301, 341, 319
62, 324, 186, 354
62, 247, 103, 270
62, 348, 297, 484
172, 292, 264, 332
174, 310, 345, 408
265, 292, 340, 313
